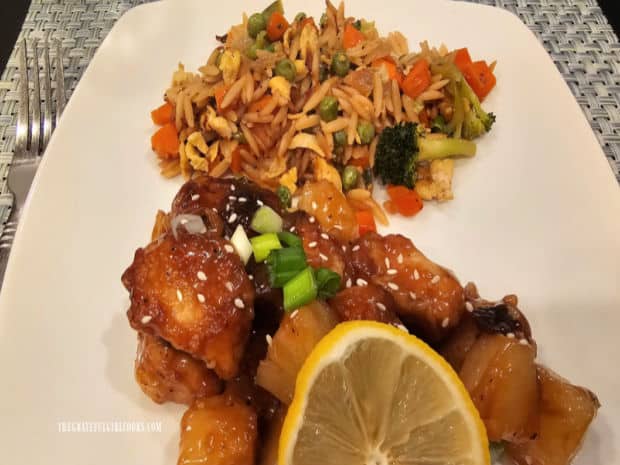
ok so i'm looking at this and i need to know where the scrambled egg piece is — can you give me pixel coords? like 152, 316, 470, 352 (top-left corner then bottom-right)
414, 159, 454, 201
184, 132, 209, 172
218, 50, 241, 85
314, 157, 342, 191
206, 107, 232, 139
268, 76, 291, 102
279, 167, 298, 194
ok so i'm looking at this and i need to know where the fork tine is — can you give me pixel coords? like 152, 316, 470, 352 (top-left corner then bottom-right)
42, 43, 53, 151
30, 41, 42, 156
54, 40, 66, 126
15, 39, 29, 158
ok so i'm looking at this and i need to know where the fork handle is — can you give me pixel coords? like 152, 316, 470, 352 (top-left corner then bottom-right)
0, 210, 19, 291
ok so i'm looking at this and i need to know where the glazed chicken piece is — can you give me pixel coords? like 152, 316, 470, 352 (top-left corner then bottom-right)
178, 394, 258, 465
172, 175, 283, 237
328, 284, 401, 325
292, 214, 348, 279
459, 333, 539, 443
135, 332, 222, 405
506, 365, 600, 465
123, 231, 254, 379
348, 232, 464, 340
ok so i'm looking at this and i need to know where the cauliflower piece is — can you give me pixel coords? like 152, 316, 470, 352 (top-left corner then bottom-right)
269, 76, 291, 102
314, 157, 342, 191
218, 50, 241, 86
280, 167, 298, 194
206, 107, 232, 139
414, 159, 454, 201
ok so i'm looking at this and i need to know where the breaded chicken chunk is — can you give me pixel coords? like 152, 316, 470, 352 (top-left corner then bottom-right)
328, 284, 401, 325
349, 232, 464, 340
293, 214, 347, 278
123, 231, 254, 379
135, 332, 222, 405
178, 394, 258, 465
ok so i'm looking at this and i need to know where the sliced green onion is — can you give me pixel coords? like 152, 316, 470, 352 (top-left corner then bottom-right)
230, 225, 253, 265
250, 233, 282, 263
277, 231, 302, 248
314, 268, 341, 299
283, 267, 317, 311
250, 205, 283, 233
266, 246, 308, 287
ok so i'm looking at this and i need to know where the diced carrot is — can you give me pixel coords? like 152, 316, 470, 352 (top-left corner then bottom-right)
386, 185, 423, 217
349, 155, 370, 169
231, 146, 243, 174
372, 56, 404, 85
150, 102, 173, 126
300, 17, 318, 31
400, 58, 431, 99
248, 94, 274, 113
462, 60, 496, 101
214, 84, 229, 113
343, 23, 365, 49
453, 48, 473, 74
266, 12, 289, 42
151, 123, 179, 159
356, 209, 376, 236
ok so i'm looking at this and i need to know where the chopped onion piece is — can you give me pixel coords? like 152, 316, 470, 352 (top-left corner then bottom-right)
170, 214, 206, 239
230, 225, 253, 265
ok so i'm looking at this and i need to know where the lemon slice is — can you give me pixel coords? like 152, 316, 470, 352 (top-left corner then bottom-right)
278, 321, 489, 465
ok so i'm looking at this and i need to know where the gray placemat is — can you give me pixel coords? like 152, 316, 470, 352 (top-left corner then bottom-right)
0, 0, 619, 234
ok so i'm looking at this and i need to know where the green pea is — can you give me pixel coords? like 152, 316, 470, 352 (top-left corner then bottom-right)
357, 121, 375, 144
333, 130, 347, 148
246, 42, 259, 60
247, 13, 267, 38
319, 64, 329, 83
276, 185, 292, 208
294, 12, 307, 22
318, 96, 339, 122
233, 131, 247, 144
265, 42, 275, 53
275, 59, 296, 82
331, 51, 350, 77
341, 166, 359, 191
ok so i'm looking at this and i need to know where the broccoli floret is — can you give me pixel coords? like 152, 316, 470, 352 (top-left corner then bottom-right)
374, 122, 477, 188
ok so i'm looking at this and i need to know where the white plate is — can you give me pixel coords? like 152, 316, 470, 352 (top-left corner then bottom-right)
1, 0, 619, 463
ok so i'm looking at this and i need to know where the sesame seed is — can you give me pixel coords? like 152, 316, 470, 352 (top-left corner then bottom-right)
311, 201, 318, 210
248, 274, 254, 280
465, 301, 474, 312
519, 338, 528, 346
319, 253, 328, 261
212, 207, 218, 213
352, 245, 360, 252
413, 269, 420, 280
346, 278, 352, 288
309, 216, 315, 223
225, 282, 234, 292
197, 271, 207, 281
341, 245, 347, 252
141, 315, 152, 324
230, 184, 236, 191
308, 241, 317, 248
376, 302, 386, 311
180, 218, 188, 225
177, 289, 183, 302
322, 205, 328, 213
238, 197, 247, 203
409, 292, 416, 300
431, 275, 440, 284
397, 254, 403, 264
333, 225, 343, 230
441, 317, 450, 328
206, 361, 216, 369
185, 425, 192, 432
290, 226, 296, 232
356, 278, 368, 287
320, 233, 329, 240
197, 294, 206, 303
387, 282, 399, 291
256, 199, 264, 206
234, 298, 245, 309
506, 332, 515, 339
384, 257, 390, 268
387, 269, 397, 275
266, 334, 273, 346
228, 213, 238, 223
224, 244, 234, 253
228, 195, 237, 201
225, 204, 230, 211
290, 310, 299, 319
396, 324, 408, 333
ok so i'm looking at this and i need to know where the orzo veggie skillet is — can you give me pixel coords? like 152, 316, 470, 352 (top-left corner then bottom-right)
149, 0, 497, 225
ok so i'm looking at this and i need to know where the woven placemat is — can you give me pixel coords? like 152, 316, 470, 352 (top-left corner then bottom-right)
0, 0, 619, 232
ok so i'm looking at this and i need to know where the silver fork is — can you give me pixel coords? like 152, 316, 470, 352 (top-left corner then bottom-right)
0, 39, 66, 289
